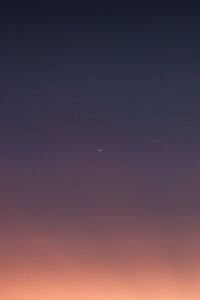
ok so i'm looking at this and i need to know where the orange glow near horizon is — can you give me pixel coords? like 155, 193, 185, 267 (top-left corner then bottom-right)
1, 219, 200, 299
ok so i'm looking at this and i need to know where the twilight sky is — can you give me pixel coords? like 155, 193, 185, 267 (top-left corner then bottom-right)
1, 3, 200, 299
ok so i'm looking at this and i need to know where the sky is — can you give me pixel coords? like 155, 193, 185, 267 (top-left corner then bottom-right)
1, 3, 200, 299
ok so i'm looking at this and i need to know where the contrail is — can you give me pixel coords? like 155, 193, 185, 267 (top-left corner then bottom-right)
151, 139, 165, 144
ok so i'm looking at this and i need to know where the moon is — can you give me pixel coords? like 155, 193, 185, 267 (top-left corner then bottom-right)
97, 147, 103, 152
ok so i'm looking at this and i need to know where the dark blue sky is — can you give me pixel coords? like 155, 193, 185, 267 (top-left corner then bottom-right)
1, 14, 200, 138
1, 4, 200, 225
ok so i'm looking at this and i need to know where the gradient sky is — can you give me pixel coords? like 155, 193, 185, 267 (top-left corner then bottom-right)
1, 3, 200, 299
